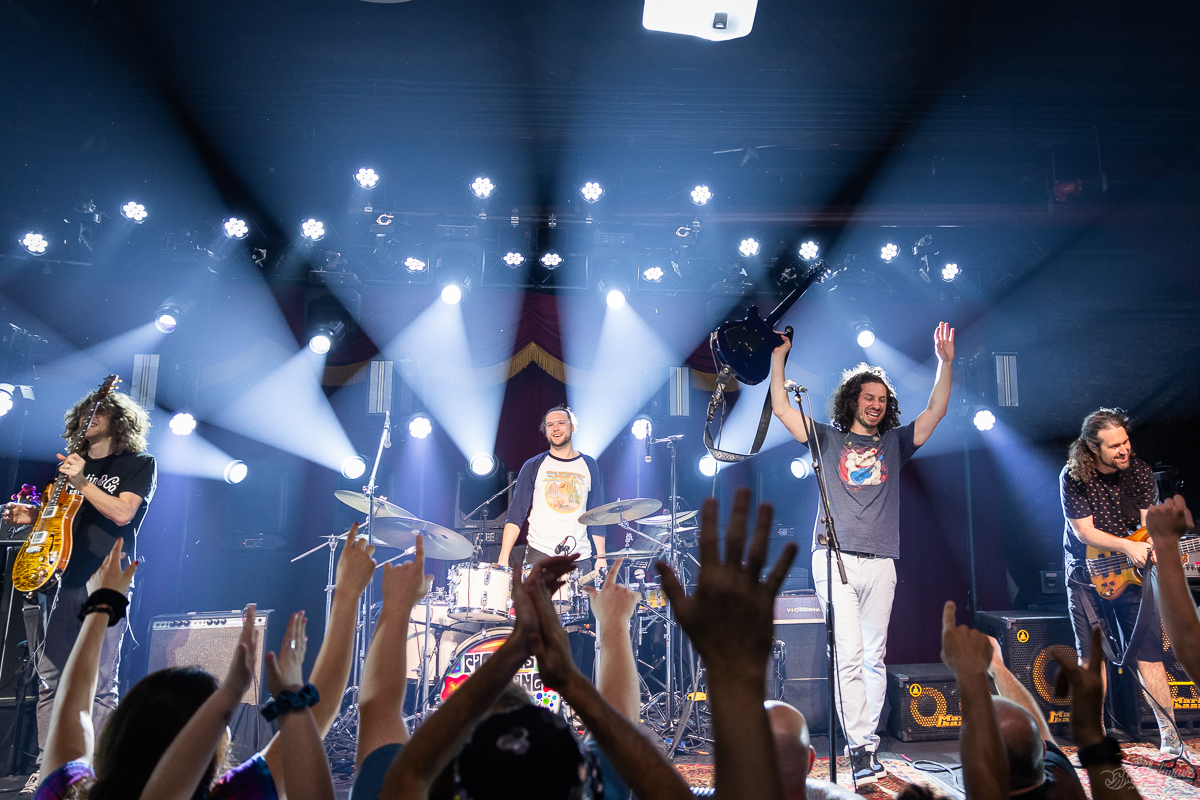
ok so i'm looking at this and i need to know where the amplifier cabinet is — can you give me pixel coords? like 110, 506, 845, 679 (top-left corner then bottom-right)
147, 610, 272, 705
886, 663, 995, 742
974, 611, 1074, 735
1134, 630, 1200, 736
772, 591, 829, 733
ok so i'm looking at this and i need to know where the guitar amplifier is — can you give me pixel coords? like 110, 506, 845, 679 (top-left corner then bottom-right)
1134, 630, 1200, 736
974, 611, 1074, 735
887, 664, 996, 741
146, 610, 271, 705
771, 591, 829, 733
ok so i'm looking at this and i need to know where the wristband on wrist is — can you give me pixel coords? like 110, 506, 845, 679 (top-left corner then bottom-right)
261, 683, 319, 721
1077, 736, 1123, 767
77, 588, 129, 626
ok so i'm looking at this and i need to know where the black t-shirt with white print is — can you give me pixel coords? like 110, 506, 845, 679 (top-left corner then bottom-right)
1060, 456, 1157, 569
61, 450, 157, 588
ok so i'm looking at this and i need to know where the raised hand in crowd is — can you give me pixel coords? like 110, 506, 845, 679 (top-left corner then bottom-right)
940, 601, 1009, 800
43, 538, 137, 776
139, 603, 260, 800
1146, 495, 1200, 683
1054, 628, 1143, 800
657, 487, 796, 800
583, 556, 641, 720
380, 555, 578, 800
356, 534, 431, 773
526, 561, 692, 800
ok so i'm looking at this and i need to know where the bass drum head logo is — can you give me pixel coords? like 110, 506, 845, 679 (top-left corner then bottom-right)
438, 628, 561, 712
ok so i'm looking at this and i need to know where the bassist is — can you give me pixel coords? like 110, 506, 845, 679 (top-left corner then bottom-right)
1061, 408, 1180, 753
3, 389, 155, 787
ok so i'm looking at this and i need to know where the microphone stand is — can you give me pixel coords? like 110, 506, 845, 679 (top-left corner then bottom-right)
793, 385, 848, 785
360, 411, 392, 670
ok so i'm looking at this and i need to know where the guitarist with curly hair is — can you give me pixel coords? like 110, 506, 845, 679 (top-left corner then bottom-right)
1061, 407, 1182, 754
3, 388, 156, 792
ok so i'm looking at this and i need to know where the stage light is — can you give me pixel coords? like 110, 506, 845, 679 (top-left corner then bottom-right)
503, 252, 525, 267
790, 457, 812, 479
354, 168, 380, 189
580, 182, 604, 203
341, 455, 367, 480
307, 318, 346, 354
540, 251, 563, 269
224, 218, 249, 239
738, 238, 760, 258
690, 185, 712, 206
855, 323, 875, 348
440, 283, 463, 305
169, 412, 197, 436
301, 219, 325, 241
698, 453, 719, 477
799, 241, 819, 261
470, 177, 495, 199
308, 333, 332, 355
469, 453, 497, 477
20, 233, 47, 255
973, 407, 996, 431
408, 414, 432, 439
942, 263, 961, 282
224, 460, 248, 485
121, 202, 148, 223
154, 313, 177, 334
606, 288, 626, 309
881, 243, 899, 262
404, 257, 427, 273
631, 416, 653, 440
0, 387, 13, 417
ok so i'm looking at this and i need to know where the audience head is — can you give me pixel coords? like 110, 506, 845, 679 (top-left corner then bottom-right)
89, 667, 229, 800
993, 696, 1046, 792
765, 700, 815, 799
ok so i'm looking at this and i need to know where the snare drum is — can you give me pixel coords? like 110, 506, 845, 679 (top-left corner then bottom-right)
448, 564, 512, 622
406, 599, 466, 683
438, 627, 561, 712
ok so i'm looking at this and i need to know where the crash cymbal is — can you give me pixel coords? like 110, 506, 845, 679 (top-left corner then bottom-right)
636, 510, 699, 526
336, 524, 415, 551
604, 547, 662, 559
334, 490, 412, 518
577, 498, 662, 526
373, 516, 475, 561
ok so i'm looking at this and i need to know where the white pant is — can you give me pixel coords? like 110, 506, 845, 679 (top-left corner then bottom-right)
812, 551, 897, 752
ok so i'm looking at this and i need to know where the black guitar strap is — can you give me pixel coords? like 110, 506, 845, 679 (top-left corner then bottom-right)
702, 333, 789, 464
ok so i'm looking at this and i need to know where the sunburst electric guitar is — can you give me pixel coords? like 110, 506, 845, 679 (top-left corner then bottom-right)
11, 375, 120, 593
1084, 526, 1200, 600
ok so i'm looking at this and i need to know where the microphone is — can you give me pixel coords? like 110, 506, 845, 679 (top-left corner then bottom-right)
644, 422, 653, 463
554, 536, 571, 555
383, 410, 392, 448
783, 380, 806, 393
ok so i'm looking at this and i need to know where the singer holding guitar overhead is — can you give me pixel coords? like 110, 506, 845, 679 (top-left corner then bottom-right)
768, 321, 954, 786
496, 405, 607, 574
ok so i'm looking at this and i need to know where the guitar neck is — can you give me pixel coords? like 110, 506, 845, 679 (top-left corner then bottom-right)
763, 260, 826, 328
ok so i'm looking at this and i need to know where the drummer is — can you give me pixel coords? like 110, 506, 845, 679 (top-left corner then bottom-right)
497, 405, 608, 574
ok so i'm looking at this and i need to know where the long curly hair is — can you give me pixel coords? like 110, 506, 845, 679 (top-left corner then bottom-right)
1066, 408, 1130, 483
63, 389, 151, 456
828, 363, 901, 434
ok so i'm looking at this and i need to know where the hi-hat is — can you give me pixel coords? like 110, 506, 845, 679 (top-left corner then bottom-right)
604, 547, 662, 559
373, 516, 474, 561
636, 510, 699, 526
334, 490, 412, 518
577, 498, 662, 526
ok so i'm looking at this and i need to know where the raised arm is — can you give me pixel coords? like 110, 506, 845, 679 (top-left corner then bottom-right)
43, 538, 137, 775
987, 636, 1055, 745
913, 321, 954, 446
1147, 496, 1200, 680
769, 333, 809, 444
942, 601, 1009, 800
584, 557, 640, 720
527, 564, 691, 800
139, 604, 260, 800
657, 489, 797, 800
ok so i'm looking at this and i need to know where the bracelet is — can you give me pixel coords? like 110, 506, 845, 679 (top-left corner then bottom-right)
260, 683, 319, 721
1078, 736, 1123, 767
77, 589, 129, 627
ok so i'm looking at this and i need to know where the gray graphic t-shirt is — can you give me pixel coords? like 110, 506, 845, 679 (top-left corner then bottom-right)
803, 420, 919, 559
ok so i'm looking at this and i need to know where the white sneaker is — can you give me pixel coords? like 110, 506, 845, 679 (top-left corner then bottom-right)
18, 772, 40, 798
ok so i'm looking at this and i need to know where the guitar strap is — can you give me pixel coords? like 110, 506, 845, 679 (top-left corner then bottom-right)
702, 333, 789, 464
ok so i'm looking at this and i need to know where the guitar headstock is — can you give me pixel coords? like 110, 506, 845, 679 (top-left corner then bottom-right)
98, 374, 121, 398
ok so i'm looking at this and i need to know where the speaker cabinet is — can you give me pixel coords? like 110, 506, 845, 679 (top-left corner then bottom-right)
974, 611, 1074, 735
771, 591, 829, 734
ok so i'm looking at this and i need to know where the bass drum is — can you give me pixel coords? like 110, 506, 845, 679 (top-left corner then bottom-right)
406, 598, 470, 683
437, 627, 562, 713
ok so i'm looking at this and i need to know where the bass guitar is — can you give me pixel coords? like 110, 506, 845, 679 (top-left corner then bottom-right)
11, 375, 120, 593
1083, 526, 1200, 600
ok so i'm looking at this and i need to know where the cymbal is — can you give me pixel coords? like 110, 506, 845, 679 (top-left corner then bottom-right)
636, 510, 699, 527
578, 498, 662, 526
372, 516, 475, 561
334, 490, 412, 518
336, 524, 413, 551
605, 547, 662, 559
